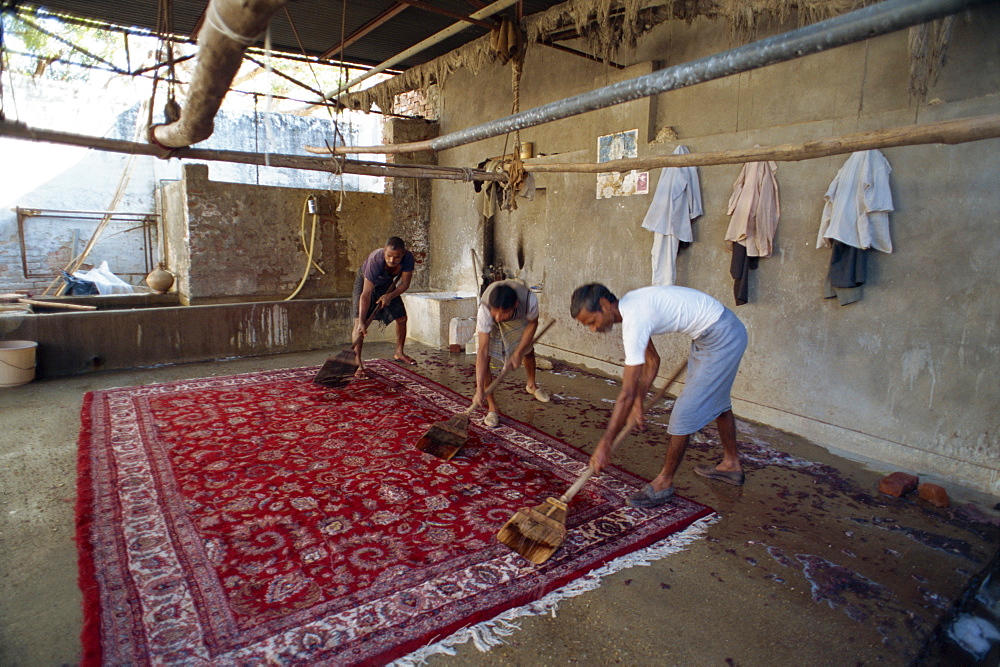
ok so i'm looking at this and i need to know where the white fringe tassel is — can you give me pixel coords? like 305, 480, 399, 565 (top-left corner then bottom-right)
390, 515, 719, 666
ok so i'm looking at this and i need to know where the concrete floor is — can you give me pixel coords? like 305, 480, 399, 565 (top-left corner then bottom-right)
1, 342, 998, 665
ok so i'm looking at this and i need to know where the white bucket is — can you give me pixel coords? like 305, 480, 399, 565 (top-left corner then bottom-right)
0, 340, 37, 387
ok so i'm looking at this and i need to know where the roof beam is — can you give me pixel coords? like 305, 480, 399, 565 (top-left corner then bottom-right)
395, 0, 496, 29
318, 0, 520, 104
320, 3, 411, 61
539, 41, 625, 69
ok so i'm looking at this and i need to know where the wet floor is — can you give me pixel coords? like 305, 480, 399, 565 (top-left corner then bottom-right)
0, 342, 997, 665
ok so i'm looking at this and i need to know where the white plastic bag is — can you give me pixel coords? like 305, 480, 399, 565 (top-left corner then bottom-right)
74, 261, 133, 294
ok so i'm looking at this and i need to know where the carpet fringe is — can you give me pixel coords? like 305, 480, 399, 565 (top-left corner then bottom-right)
391, 514, 719, 666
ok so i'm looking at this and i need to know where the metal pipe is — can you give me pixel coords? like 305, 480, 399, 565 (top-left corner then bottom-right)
341, 0, 986, 154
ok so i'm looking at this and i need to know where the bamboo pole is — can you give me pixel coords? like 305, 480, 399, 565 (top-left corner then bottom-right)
0, 120, 505, 182
521, 115, 1000, 173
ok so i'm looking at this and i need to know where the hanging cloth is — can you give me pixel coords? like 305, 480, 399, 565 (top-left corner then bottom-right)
640, 145, 702, 285
816, 150, 893, 305
723, 160, 779, 306
823, 240, 868, 306
817, 150, 894, 252
725, 160, 780, 258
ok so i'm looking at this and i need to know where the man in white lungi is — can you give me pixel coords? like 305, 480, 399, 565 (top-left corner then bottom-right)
474, 280, 550, 429
571, 283, 748, 508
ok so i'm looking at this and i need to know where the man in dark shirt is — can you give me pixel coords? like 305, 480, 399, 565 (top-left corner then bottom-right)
353, 237, 416, 376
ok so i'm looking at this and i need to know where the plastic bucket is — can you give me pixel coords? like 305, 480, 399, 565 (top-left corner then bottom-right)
0, 340, 37, 387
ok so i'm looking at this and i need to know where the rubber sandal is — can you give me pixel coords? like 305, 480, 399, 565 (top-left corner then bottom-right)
627, 484, 675, 508
526, 386, 550, 403
484, 411, 500, 428
694, 464, 745, 486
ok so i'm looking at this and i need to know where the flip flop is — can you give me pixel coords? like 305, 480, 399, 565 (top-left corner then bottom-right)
627, 484, 675, 508
694, 464, 745, 486
484, 411, 500, 428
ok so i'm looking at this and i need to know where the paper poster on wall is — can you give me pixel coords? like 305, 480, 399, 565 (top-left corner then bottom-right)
596, 129, 648, 199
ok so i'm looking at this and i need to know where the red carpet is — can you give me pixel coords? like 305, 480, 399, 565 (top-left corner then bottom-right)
76, 360, 714, 665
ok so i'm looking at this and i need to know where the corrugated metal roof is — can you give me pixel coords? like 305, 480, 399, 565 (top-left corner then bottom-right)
26, 1, 567, 71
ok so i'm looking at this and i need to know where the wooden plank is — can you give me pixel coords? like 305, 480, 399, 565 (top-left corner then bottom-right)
18, 298, 97, 311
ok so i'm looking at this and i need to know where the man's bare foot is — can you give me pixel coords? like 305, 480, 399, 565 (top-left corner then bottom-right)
394, 353, 417, 365
353, 367, 368, 379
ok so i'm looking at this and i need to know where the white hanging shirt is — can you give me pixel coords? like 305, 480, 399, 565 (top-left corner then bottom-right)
816, 150, 894, 253
619, 286, 724, 366
640, 145, 703, 241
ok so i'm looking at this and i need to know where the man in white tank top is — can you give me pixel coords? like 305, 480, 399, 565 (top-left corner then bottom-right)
571, 283, 748, 508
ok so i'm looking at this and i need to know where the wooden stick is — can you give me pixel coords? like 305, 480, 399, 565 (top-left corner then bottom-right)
0, 120, 505, 182
524, 115, 1000, 173
461, 319, 555, 416
0, 293, 28, 301
17, 298, 97, 311
559, 360, 687, 505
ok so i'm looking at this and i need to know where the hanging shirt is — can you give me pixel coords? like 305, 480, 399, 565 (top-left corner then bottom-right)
816, 150, 894, 253
619, 286, 724, 366
725, 160, 780, 258
640, 145, 703, 241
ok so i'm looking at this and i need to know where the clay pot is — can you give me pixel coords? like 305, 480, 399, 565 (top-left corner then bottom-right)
145, 263, 175, 293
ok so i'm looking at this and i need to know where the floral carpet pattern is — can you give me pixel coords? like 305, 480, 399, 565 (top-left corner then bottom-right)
76, 361, 714, 665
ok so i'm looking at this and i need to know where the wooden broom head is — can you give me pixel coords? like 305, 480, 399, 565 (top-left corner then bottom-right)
416, 424, 466, 460
312, 350, 359, 388
496, 497, 569, 565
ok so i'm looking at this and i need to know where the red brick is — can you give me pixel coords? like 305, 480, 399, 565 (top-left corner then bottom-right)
918, 483, 951, 508
878, 472, 919, 497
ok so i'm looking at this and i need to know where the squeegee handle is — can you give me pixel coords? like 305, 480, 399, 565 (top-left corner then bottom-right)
351, 274, 402, 349
607, 359, 687, 457
559, 467, 595, 504
564, 361, 688, 504
465, 318, 555, 414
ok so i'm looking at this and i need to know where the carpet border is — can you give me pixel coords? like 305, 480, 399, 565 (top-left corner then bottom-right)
76, 391, 103, 667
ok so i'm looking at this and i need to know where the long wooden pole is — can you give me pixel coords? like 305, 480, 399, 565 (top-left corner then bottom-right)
522, 115, 1000, 174
0, 120, 505, 182
298, 114, 1000, 174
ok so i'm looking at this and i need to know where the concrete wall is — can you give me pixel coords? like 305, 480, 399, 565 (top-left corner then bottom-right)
4, 299, 354, 378
428, 8, 1000, 495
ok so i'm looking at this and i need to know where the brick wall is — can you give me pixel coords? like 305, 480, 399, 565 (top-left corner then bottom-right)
393, 85, 440, 121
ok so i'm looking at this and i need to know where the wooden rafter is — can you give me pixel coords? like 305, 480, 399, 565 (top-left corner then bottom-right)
539, 41, 624, 69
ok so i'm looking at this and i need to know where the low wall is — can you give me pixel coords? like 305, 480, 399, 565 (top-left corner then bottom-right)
0, 299, 365, 378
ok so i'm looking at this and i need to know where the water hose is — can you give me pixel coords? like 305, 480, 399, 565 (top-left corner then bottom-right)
285, 195, 325, 300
